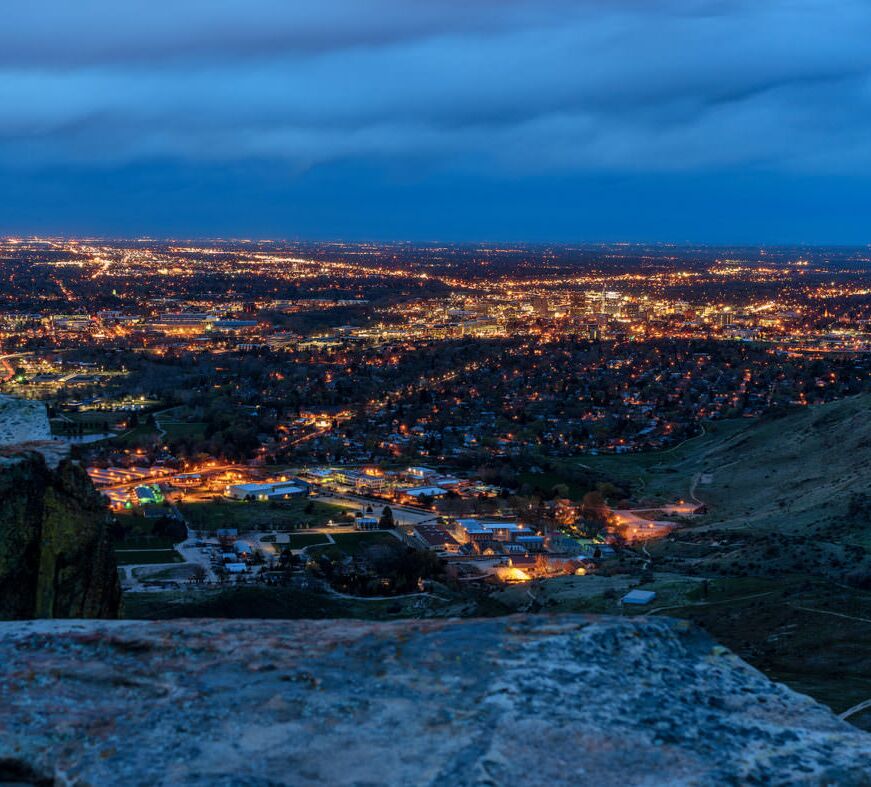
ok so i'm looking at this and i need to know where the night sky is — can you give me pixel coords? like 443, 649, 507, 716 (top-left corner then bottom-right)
3, 0, 871, 243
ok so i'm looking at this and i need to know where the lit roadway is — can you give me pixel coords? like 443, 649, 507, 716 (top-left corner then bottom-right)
99, 464, 243, 494
0, 352, 33, 383
285, 427, 330, 446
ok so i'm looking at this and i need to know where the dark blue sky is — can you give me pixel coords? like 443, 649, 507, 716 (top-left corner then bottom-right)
3, 0, 871, 243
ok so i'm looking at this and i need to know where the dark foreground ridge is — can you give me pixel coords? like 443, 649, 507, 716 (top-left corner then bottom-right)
0, 451, 120, 620
2, 615, 870, 786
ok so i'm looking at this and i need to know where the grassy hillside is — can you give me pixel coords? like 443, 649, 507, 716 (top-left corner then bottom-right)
689, 395, 870, 538
596, 396, 871, 725
573, 417, 751, 501
581, 395, 870, 542
632, 397, 871, 583
531, 397, 871, 726
179, 498, 345, 532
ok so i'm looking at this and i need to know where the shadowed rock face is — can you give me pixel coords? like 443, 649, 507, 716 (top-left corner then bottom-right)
1, 616, 869, 786
0, 452, 120, 619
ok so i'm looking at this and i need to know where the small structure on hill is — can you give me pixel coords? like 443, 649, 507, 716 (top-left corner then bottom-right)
622, 589, 657, 605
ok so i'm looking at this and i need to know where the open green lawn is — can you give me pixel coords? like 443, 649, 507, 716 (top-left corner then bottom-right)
111, 424, 161, 448
114, 511, 153, 535
308, 531, 400, 559
51, 412, 120, 435
287, 533, 332, 549
114, 549, 183, 565
112, 510, 182, 548
115, 536, 178, 549
179, 498, 345, 533
133, 564, 199, 581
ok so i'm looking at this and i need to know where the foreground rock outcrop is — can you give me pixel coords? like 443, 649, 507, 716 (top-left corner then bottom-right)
0, 394, 51, 445
2, 615, 869, 785
0, 451, 120, 619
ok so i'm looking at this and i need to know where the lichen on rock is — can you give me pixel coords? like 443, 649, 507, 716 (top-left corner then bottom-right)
1, 615, 869, 785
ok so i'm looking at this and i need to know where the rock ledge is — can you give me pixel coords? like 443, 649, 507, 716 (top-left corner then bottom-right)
0, 394, 51, 446
1, 615, 869, 785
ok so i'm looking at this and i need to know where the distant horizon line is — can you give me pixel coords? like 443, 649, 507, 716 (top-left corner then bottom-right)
3, 234, 871, 251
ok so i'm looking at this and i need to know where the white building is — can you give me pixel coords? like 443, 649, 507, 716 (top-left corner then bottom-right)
453, 519, 528, 543
398, 486, 448, 502
225, 481, 307, 501
621, 589, 657, 605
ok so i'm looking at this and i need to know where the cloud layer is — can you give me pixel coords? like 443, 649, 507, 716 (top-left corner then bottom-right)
2, 0, 870, 176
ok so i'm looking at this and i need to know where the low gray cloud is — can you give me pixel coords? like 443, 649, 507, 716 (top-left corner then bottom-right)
1, 0, 870, 175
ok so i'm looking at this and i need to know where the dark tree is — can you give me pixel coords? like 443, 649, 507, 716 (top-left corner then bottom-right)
379, 506, 395, 529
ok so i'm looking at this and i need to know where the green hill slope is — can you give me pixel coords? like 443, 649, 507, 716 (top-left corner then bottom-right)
688, 394, 870, 538
581, 394, 870, 542
562, 397, 871, 726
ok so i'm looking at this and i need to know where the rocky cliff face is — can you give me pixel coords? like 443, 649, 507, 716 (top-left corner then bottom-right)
1, 615, 869, 786
0, 451, 120, 619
